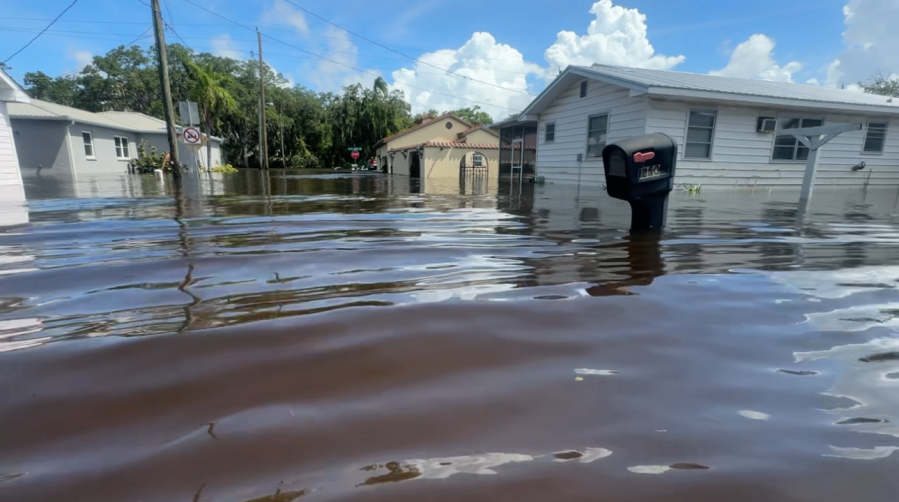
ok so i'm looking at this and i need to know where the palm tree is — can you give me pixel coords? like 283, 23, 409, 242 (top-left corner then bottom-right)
373, 76, 389, 97
183, 61, 237, 171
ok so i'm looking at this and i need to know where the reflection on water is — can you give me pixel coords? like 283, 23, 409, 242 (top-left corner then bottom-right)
2, 171, 899, 501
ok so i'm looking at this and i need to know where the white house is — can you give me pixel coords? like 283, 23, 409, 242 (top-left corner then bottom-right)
0, 69, 30, 225
511, 64, 899, 187
7, 99, 222, 185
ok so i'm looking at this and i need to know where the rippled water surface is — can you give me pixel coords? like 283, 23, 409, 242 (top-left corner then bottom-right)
3, 171, 899, 501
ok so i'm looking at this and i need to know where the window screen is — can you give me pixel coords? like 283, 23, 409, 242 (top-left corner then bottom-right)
82, 132, 94, 158
863, 122, 888, 153
586, 114, 608, 158
685, 110, 716, 159
772, 118, 823, 161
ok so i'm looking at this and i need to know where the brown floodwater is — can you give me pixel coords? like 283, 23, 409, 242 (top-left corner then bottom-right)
3, 171, 899, 502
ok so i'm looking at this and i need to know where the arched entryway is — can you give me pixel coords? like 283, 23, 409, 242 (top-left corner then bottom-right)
459, 151, 489, 194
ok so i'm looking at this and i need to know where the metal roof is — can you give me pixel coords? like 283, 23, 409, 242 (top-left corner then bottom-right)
520, 64, 899, 117
97, 111, 169, 132
8, 99, 222, 141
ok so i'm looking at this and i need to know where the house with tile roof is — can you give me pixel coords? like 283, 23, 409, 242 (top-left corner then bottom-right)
373, 112, 500, 188
506, 64, 899, 187
7, 99, 223, 186
0, 69, 31, 223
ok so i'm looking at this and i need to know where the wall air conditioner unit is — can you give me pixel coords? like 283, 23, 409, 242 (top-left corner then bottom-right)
757, 117, 777, 133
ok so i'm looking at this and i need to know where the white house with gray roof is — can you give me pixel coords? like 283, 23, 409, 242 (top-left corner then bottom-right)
7, 99, 222, 186
514, 64, 899, 187
0, 69, 30, 223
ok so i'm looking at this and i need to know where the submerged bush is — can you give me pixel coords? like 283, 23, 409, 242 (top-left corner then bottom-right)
211, 164, 239, 173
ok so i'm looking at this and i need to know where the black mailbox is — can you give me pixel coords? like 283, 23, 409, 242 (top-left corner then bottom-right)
602, 133, 677, 231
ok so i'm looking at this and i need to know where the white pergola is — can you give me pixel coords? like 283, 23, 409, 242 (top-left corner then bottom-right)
775, 123, 863, 209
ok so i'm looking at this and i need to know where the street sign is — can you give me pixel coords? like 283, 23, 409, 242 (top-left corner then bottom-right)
183, 126, 202, 145
179, 102, 200, 126
351, 150, 360, 160
348, 147, 362, 151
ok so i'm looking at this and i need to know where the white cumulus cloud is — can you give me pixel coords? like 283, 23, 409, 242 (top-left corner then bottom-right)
710, 34, 801, 82
261, 0, 308, 35
825, 0, 899, 88
387, 0, 681, 120
543, 0, 685, 74
210, 34, 243, 60
390, 32, 540, 119
305, 28, 380, 92
67, 49, 93, 70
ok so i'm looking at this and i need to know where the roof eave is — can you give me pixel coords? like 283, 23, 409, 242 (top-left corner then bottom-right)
647, 88, 899, 115
518, 65, 649, 117
0, 70, 31, 103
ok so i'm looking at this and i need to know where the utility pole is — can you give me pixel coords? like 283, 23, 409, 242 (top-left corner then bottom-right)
257, 30, 269, 170
279, 102, 285, 169
151, 0, 181, 180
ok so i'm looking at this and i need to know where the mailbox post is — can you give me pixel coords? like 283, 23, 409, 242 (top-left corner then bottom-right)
602, 133, 678, 232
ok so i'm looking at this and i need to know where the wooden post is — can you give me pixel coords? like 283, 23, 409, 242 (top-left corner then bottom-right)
150, 0, 181, 180
257, 31, 269, 170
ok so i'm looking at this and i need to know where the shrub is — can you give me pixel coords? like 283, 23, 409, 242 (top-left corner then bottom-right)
211, 164, 239, 173
289, 152, 320, 169
129, 141, 167, 174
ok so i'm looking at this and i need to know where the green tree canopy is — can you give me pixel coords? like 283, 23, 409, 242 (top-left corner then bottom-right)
860, 71, 899, 98
22, 44, 415, 169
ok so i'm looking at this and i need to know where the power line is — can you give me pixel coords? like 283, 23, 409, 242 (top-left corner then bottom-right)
281, 0, 534, 96
3, 17, 535, 64
127, 26, 153, 46
179, 0, 524, 111
3, 0, 80, 64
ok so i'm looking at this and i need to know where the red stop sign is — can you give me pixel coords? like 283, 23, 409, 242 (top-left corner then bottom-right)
351, 150, 360, 160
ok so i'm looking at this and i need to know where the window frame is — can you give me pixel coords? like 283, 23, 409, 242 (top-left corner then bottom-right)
81, 131, 95, 159
683, 109, 717, 160
585, 113, 609, 160
770, 116, 826, 163
472, 153, 484, 167
861, 120, 888, 155
544, 122, 555, 143
114, 136, 131, 160
579, 81, 587, 98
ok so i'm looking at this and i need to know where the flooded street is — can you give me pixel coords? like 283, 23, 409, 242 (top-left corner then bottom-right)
3, 171, 899, 501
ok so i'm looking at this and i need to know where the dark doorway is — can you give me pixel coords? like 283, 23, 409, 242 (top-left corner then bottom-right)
410, 151, 421, 179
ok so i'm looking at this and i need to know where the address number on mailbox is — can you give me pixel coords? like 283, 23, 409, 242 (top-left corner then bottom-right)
638, 164, 667, 181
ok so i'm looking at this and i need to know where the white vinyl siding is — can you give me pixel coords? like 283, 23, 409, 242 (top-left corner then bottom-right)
645, 100, 899, 187
114, 136, 130, 159
684, 110, 716, 159
536, 79, 647, 185
0, 102, 24, 194
82, 131, 94, 158
863, 121, 888, 154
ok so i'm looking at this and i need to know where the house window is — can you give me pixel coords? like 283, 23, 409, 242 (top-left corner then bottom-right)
579, 81, 588, 98
114, 136, 130, 159
82, 132, 94, 158
772, 117, 824, 161
472, 153, 484, 167
586, 114, 608, 158
545, 122, 555, 143
684, 110, 717, 159
863, 121, 888, 154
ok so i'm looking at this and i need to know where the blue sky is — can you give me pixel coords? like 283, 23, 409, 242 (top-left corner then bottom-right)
1, 0, 894, 119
